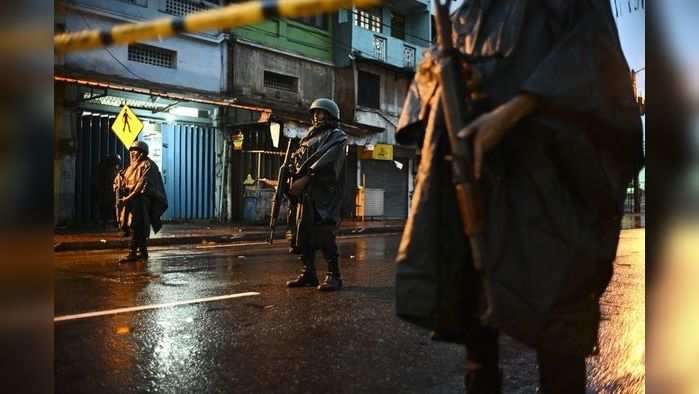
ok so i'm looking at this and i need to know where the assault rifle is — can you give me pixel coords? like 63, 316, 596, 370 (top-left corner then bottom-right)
433, 0, 492, 316
268, 139, 295, 244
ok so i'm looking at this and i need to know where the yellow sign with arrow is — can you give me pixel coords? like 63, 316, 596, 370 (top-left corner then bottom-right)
111, 105, 144, 148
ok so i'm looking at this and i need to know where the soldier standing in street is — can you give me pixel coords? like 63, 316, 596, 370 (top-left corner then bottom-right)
395, 1, 644, 393
285, 98, 348, 291
114, 141, 168, 262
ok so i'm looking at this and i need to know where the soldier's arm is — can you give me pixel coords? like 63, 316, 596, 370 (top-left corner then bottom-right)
458, 94, 538, 179
120, 163, 150, 201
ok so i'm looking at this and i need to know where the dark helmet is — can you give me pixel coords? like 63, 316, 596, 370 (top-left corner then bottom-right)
309, 98, 340, 120
129, 140, 149, 156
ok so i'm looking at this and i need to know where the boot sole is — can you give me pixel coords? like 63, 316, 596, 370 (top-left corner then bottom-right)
317, 284, 343, 291
286, 282, 319, 288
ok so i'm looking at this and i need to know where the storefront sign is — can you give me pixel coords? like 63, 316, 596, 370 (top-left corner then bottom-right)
359, 144, 393, 161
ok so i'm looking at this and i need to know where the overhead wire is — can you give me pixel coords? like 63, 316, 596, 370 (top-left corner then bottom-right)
78, 12, 148, 81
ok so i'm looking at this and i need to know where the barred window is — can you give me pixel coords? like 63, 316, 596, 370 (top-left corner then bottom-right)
374, 36, 387, 62
403, 45, 416, 69
164, 0, 210, 16
128, 44, 177, 69
264, 71, 298, 93
354, 9, 382, 33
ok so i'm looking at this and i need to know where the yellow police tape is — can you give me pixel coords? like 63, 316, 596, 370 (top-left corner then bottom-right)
55, 0, 382, 54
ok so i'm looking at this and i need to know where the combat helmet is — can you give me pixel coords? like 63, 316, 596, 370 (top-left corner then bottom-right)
129, 140, 149, 156
309, 98, 340, 120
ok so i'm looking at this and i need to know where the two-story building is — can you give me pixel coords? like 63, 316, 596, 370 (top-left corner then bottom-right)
226, 11, 387, 220
224, 13, 335, 219
333, 0, 431, 219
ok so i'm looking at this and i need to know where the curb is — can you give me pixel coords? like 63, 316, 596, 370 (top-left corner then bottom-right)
54, 225, 405, 252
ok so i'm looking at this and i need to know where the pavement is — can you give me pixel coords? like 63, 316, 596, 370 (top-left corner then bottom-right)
53, 220, 406, 252
54, 214, 644, 252
54, 230, 645, 393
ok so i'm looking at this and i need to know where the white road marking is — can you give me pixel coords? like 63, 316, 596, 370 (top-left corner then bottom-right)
54, 292, 260, 322
195, 241, 270, 250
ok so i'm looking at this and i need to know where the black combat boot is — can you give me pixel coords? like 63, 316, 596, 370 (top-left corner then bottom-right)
137, 246, 149, 260
464, 328, 502, 394
286, 266, 319, 287
465, 366, 502, 394
537, 351, 586, 394
317, 260, 342, 291
119, 246, 139, 263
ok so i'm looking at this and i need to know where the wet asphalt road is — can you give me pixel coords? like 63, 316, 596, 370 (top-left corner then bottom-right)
55, 231, 644, 393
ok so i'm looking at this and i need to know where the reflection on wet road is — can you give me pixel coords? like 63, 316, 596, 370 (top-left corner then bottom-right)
55, 232, 645, 393
589, 229, 645, 394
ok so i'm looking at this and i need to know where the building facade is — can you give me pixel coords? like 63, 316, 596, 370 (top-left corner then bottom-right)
333, 1, 431, 219
54, 0, 252, 226
54, 0, 433, 227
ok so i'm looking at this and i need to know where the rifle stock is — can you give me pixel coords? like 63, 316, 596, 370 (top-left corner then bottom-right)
268, 139, 295, 243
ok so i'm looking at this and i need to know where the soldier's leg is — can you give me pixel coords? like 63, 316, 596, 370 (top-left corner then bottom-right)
137, 197, 151, 259
464, 322, 501, 394
286, 239, 319, 288
536, 351, 586, 394
119, 199, 141, 263
317, 229, 342, 291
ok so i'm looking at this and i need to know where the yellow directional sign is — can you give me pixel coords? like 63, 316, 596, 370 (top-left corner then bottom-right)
111, 105, 144, 148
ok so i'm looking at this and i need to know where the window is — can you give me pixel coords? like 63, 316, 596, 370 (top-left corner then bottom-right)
374, 36, 387, 62
264, 71, 298, 93
164, 0, 211, 16
431, 15, 437, 44
358, 71, 380, 109
391, 13, 405, 40
128, 44, 177, 69
118, 0, 148, 6
292, 14, 328, 30
354, 8, 382, 33
403, 45, 416, 69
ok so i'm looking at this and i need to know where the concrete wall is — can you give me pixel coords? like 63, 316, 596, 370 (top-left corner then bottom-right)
60, 0, 226, 93
232, 43, 334, 113
356, 62, 410, 117
54, 84, 79, 226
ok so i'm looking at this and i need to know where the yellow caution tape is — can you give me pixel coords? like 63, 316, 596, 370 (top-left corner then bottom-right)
55, 0, 382, 54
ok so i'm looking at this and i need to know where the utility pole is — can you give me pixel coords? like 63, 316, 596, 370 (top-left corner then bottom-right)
630, 67, 645, 214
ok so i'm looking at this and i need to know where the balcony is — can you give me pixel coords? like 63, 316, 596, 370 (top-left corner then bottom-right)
383, 0, 430, 14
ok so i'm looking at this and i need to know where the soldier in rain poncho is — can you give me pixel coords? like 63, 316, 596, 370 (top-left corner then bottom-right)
285, 99, 348, 292
114, 141, 167, 262
394, 1, 644, 392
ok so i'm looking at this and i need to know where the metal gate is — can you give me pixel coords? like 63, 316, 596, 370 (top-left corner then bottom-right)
361, 159, 408, 219
74, 111, 217, 224
74, 112, 128, 225
162, 123, 216, 220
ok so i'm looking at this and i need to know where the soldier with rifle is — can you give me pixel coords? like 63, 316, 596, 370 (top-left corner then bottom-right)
395, 0, 644, 392
272, 99, 348, 291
